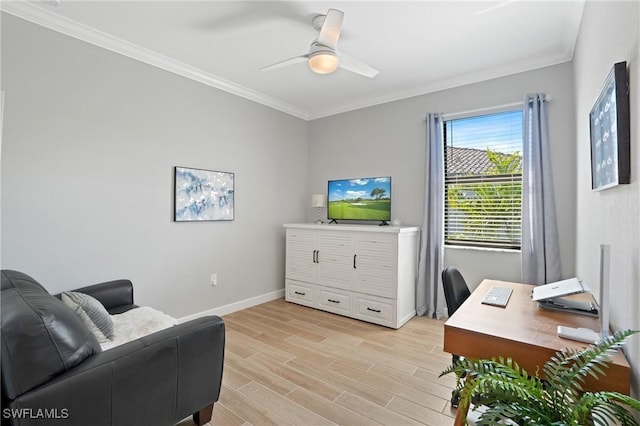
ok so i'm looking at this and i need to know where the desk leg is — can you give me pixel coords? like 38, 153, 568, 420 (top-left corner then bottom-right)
454, 408, 465, 426
454, 397, 469, 426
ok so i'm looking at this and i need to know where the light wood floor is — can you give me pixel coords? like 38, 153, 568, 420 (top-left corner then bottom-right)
180, 298, 457, 426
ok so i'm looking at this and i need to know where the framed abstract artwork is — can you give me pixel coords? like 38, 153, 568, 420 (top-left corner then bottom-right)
589, 61, 630, 191
174, 166, 234, 221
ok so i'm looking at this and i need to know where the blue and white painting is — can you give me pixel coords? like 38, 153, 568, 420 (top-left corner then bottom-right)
590, 72, 619, 191
174, 167, 234, 221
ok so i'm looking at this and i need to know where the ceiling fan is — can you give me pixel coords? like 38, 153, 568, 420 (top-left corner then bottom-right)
260, 9, 379, 78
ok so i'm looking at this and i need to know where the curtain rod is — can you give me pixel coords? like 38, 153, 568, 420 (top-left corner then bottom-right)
440, 95, 551, 121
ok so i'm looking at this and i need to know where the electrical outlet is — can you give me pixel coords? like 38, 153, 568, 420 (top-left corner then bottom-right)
210, 273, 217, 286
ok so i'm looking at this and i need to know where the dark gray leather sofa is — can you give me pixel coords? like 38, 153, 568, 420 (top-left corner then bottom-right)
1, 270, 225, 426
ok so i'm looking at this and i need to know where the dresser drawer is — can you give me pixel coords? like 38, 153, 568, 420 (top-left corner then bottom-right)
318, 287, 351, 316
286, 281, 315, 307
354, 294, 395, 326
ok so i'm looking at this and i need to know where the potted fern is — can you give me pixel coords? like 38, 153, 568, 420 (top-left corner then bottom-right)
441, 329, 640, 425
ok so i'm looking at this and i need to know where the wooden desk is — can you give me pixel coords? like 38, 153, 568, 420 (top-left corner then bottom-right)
444, 279, 631, 395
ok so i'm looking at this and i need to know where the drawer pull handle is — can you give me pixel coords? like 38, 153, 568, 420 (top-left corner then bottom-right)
328, 299, 340, 304
366, 307, 381, 313
294, 291, 306, 296
353, 254, 357, 269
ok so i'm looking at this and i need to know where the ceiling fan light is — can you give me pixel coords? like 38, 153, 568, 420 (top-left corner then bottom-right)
308, 52, 338, 74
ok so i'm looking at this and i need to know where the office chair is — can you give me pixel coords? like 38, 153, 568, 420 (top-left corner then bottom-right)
441, 266, 471, 408
442, 266, 471, 318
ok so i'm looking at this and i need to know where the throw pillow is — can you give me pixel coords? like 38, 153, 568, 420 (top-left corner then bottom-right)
61, 291, 114, 342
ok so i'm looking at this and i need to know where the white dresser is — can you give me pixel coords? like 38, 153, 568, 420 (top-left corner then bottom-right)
283, 223, 419, 329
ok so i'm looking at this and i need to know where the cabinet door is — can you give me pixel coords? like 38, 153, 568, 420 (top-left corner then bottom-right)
316, 231, 353, 290
285, 229, 317, 283
353, 233, 397, 298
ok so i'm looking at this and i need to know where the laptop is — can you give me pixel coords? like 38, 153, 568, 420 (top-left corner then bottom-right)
531, 277, 588, 302
537, 296, 599, 317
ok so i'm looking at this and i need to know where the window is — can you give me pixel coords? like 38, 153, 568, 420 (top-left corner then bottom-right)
444, 109, 523, 249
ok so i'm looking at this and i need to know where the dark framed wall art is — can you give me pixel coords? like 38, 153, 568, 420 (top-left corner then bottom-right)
589, 61, 630, 191
174, 166, 234, 221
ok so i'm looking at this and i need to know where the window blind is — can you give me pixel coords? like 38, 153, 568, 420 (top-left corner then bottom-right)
444, 110, 523, 249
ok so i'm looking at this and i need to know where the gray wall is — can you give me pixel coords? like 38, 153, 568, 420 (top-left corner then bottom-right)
1, 14, 308, 318
308, 63, 577, 290
573, 0, 640, 397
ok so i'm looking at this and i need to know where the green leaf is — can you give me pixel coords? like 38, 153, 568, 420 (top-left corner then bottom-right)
441, 330, 640, 426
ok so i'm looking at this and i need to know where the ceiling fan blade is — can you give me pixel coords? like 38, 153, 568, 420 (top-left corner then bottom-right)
317, 9, 344, 49
338, 53, 379, 78
260, 54, 309, 72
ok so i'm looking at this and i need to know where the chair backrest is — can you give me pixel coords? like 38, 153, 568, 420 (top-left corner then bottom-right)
442, 267, 471, 317
1, 270, 101, 400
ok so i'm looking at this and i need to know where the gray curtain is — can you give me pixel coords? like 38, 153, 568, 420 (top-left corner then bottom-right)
521, 94, 561, 285
417, 113, 446, 319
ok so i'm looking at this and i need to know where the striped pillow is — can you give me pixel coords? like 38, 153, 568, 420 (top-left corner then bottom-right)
61, 291, 114, 342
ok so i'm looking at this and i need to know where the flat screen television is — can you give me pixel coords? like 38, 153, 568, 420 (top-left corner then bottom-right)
327, 176, 391, 224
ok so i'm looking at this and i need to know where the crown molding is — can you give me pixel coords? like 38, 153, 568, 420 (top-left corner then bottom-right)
308, 52, 573, 120
1, 1, 310, 121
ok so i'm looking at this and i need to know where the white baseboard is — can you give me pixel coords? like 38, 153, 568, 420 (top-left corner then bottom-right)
177, 288, 285, 323
398, 310, 417, 328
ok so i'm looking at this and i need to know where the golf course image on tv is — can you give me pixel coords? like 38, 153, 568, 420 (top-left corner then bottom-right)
327, 176, 391, 221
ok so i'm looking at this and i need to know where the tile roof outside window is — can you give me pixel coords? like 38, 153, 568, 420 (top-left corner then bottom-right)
446, 147, 523, 175
446, 146, 494, 175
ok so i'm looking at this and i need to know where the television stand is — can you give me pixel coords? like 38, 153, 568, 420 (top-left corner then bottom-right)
379, 221, 389, 226
283, 223, 419, 329
328, 219, 338, 224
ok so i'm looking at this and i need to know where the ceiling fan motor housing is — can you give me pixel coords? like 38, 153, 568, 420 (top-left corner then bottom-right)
311, 14, 327, 31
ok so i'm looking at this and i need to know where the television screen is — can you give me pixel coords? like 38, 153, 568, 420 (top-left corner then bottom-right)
327, 176, 391, 222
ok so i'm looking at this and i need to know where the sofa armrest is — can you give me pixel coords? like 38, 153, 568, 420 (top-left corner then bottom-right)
4, 316, 225, 426
72, 279, 135, 313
